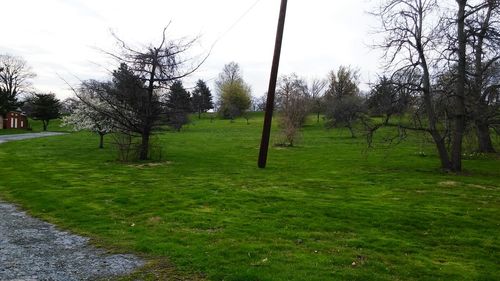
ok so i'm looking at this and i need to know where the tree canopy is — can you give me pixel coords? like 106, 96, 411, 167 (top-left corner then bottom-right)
27, 93, 61, 131
216, 62, 252, 119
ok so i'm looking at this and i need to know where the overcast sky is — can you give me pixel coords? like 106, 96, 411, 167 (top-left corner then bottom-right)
1, 0, 384, 99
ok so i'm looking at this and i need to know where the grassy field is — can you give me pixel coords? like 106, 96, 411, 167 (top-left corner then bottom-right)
0, 114, 498, 280
0, 128, 33, 135
0, 118, 68, 135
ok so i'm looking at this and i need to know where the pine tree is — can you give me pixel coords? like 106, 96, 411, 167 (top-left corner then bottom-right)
27, 93, 61, 131
167, 80, 191, 131
191, 79, 213, 119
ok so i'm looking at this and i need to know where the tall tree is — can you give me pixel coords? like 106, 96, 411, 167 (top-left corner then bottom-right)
0, 87, 20, 115
466, 0, 500, 152
166, 80, 191, 131
27, 93, 61, 131
450, 0, 468, 172
0, 54, 36, 114
191, 79, 213, 119
276, 74, 310, 146
367, 76, 411, 120
324, 66, 360, 100
324, 66, 367, 138
215, 62, 244, 90
94, 27, 204, 160
216, 62, 252, 119
309, 78, 327, 123
373, 0, 476, 172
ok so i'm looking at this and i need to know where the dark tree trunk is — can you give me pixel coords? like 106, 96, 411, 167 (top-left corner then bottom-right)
139, 132, 150, 160
419, 40, 452, 171
99, 133, 104, 149
476, 121, 495, 153
347, 125, 356, 138
470, 2, 494, 153
431, 131, 452, 171
450, 0, 467, 172
140, 49, 157, 161
198, 109, 201, 119
317, 112, 320, 123
42, 120, 48, 131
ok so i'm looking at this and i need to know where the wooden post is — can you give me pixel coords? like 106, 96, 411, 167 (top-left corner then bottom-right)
258, 0, 288, 168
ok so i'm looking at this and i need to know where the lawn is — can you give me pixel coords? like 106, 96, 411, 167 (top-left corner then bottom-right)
0, 128, 33, 135
0, 118, 68, 135
0, 114, 498, 281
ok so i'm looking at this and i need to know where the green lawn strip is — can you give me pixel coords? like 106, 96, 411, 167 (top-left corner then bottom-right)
0, 128, 33, 135
0, 116, 498, 280
0, 119, 70, 135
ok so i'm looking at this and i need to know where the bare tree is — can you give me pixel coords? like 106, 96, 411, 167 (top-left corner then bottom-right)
0, 54, 36, 114
449, 0, 468, 172
276, 74, 310, 146
251, 95, 268, 112
92, 26, 205, 160
309, 78, 327, 123
466, 0, 500, 152
60, 97, 79, 115
215, 62, 244, 91
373, 0, 478, 172
367, 76, 412, 120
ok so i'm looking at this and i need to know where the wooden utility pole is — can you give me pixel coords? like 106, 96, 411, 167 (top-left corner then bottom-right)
258, 0, 288, 168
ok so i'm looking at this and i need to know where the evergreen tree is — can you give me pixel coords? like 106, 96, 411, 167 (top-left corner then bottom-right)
0, 87, 22, 115
167, 80, 191, 131
191, 79, 213, 118
27, 93, 61, 131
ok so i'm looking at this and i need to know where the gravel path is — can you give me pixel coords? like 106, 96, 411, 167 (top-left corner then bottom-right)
0, 132, 144, 280
0, 132, 68, 144
0, 202, 144, 280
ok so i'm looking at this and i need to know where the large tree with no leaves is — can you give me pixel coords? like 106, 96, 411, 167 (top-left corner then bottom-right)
373, 0, 477, 172
0, 54, 36, 114
308, 78, 328, 123
94, 26, 205, 160
276, 74, 310, 146
465, 0, 500, 152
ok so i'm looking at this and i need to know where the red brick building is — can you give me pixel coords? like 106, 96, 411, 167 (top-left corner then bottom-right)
1, 111, 28, 129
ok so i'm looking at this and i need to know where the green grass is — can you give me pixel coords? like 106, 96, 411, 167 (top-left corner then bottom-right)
0, 118, 69, 135
0, 114, 498, 281
0, 128, 33, 135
